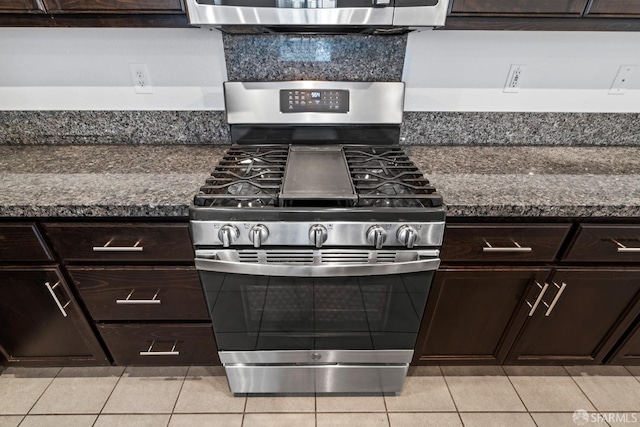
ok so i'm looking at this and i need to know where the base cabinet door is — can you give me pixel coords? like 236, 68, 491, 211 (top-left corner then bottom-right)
0, 267, 108, 365
609, 322, 640, 364
506, 268, 640, 364
415, 267, 552, 364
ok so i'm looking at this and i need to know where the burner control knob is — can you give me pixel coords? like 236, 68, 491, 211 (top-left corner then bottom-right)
309, 224, 328, 248
397, 225, 418, 249
367, 226, 387, 249
249, 224, 269, 248
218, 225, 239, 248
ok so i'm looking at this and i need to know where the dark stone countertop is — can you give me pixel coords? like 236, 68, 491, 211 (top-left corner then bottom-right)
1, 145, 639, 218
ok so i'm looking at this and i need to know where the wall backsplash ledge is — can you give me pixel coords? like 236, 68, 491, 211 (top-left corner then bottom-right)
401, 112, 640, 146
0, 111, 230, 145
2, 111, 639, 146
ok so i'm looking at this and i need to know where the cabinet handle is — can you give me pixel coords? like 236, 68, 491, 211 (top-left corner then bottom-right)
45, 281, 68, 318
139, 340, 180, 356
544, 282, 567, 317
93, 238, 143, 252
527, 281, 549, 316
116, 289, 162, 305
482, 240, 532, 253
612, 239, 640, 253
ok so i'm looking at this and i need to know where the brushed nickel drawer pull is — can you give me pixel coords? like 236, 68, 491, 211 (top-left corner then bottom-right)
545, 282, 567, 316
483, 240, 533, 253
528, 281, 549, 317
139, 340, 180, 356
612, 239, 640, 253
45, 281, 68, 318
93, 238, 143, 252
116, 289, 162, 305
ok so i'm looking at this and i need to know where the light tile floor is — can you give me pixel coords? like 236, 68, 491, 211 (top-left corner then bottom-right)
1, 365, 639, 426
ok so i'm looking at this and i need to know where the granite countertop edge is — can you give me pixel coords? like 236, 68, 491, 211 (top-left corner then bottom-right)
1, 145, 639, 219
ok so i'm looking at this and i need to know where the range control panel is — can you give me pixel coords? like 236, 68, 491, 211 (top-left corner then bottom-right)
280, 89, 349, 113
191, 220, 445, 249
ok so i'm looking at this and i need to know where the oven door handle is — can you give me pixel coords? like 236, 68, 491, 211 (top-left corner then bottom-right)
194, 254, 440, 277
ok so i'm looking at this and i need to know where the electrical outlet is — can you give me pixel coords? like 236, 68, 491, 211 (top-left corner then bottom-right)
129, 64, 153, 94
609, 65, 637, 95
504, 64, 526, 93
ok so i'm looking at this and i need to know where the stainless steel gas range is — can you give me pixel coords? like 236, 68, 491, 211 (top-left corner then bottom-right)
189, 81, 445, 394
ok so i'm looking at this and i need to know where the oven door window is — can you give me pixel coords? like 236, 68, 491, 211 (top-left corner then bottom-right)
200, 271, 432, 351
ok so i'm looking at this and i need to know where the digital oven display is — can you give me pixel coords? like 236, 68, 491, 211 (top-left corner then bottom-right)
280, 89, 349, 113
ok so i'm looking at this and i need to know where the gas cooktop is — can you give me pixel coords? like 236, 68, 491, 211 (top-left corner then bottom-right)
193, 144, 442, 210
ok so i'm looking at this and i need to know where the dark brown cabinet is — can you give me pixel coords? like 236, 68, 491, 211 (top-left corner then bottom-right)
418, 221, 640, 366
0, 0, 188, 26
42, 0, 184, 14
506, 268, 640, 364
98, 323, 218, 366
45, 221, 219, 366
0, 266, 108, 365
0, 0, 46, 13
585, 0, 640, 17
444, 0, 640, 31
44, 223, 194, 263
563, 224, 640, 263
69, 266, 209, 321
609, 321, 640, 364
0, 223, 54, 262
416, 267, 552, 364
450, 0, 589, 17
441, 224, 571, 263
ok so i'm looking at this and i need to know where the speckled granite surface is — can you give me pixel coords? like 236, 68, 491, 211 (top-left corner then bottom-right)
3, 110, 639, 146
401, 112, 640, 146
223, 34, 407, 82
1, 145, 639, 218
0, 111, 231, 145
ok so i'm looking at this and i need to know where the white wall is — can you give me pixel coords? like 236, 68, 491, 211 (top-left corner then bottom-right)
403, 31, 640, 112
0, 28, 227, 110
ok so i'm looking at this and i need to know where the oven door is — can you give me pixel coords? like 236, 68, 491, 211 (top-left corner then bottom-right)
195, 249, 439, 353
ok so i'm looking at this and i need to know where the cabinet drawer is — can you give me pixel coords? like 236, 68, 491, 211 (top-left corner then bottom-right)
42, 0, 184, 13
69, 267, 209, 321
441, 224, 571, 262
44, 223, 194, 262
450, 0, 589, 16
0, 223, 54, 262
563, 224, 640, 263
98, 323, 219, 366
0, 0, 47, 13
585, 0, 640, 17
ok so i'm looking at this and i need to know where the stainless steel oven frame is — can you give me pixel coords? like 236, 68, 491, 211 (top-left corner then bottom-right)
194, 248, 440, 394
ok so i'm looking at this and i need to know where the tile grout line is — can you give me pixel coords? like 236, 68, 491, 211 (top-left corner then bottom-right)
623, 366, 640, 385
92, 367, 125, 424
501, 365, 536, 423
240, 388, 248, 427
437, 365, 464, 426
167, 367, 189, 427
23, 367, 62, 418
562, 365, 602, 416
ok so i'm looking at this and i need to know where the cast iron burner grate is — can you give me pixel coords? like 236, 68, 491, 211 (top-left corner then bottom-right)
194, 146, 288, 207
194, 145, 443, 208
343, 146, 442, 208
